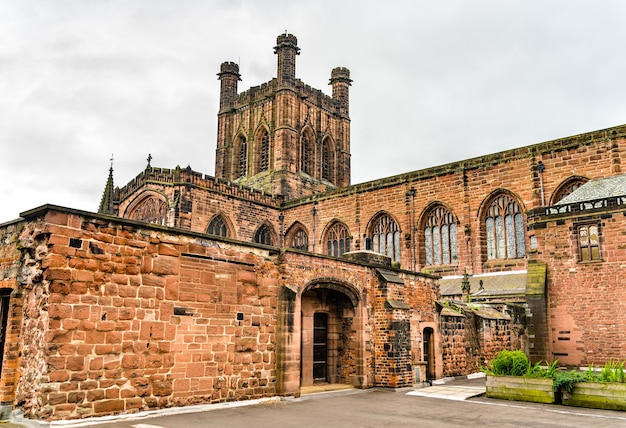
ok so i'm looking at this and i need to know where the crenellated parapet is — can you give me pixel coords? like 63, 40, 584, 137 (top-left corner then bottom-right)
117, 166, 283, 207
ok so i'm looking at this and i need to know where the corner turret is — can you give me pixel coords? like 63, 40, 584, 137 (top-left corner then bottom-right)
330, 67, 351, 117
274, 33, 300, 87
217, 62, 241, 112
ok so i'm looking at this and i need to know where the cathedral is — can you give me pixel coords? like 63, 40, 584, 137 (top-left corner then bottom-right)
1, 33, 625, 422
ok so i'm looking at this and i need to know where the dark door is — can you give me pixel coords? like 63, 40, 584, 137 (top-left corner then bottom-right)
313, 313, 328, 382
0, 290, 11, 377
423, 327, 435, 380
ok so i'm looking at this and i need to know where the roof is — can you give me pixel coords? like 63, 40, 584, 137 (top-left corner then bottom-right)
439, 271, 526, 298
557, 174, 626, 205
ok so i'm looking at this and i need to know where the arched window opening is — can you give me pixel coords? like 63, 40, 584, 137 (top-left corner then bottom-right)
238, 136, 247, 178
485, 194, 526, 260
321, 139, 330, 181
551, 177, 588, 205
424, 206, 458, 265
128, 196, 167, 225
260, 131, 270, 172
207, 215, 229, 238
301, 131, 314, 176
291, 228, 309, 251
255, 225, 273, 246
370, 214, 401, 262
325, 222, 351, 257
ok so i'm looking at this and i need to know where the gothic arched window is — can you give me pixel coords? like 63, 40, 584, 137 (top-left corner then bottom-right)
291, 228, 309, 251
424, 206, 458, 266
127, 196, 167, 225
321, 139, 330, 181
238, 136, 247, 178
260, 131, 270, 172
255, 225, 273, 246
551, 177, 588, 205
485, 194, 526, 260
370, 213, 401, 262
325, 222, 351, 257
207, 215, 229, 238
301, 131, 314, 175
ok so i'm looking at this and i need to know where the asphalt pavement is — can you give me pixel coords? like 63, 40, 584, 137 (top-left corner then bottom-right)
5, 376, 626, 427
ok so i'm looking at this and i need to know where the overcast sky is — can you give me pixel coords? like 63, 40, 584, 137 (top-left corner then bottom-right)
2, 1, 626, 222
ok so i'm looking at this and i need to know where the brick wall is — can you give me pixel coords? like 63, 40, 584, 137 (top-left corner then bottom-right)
12, 209, 281, 420
529, 199, 626, 366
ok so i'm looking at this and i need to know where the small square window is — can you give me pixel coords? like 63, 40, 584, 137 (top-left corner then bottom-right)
577, 224, 601, 262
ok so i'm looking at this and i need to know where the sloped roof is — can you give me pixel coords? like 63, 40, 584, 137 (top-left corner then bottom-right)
557, 174, 626, 205
439, 271, 526, 297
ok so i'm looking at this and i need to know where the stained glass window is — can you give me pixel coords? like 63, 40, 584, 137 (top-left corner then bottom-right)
424, 206, 457, 266
207, 215, 229, 237
578, 224, 600, 261
326, 222, 351, 257
485, 194, 526, 260
371, 214, 400, 262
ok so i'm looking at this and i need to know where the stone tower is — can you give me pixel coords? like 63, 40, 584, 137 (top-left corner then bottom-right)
215, 33, 352, 199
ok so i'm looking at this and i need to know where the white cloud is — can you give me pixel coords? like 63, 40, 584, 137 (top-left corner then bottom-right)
2, 0, 626, 220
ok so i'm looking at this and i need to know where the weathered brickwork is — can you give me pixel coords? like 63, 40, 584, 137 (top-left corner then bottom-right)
0, 222, 24, 412
0, 207, 440, 421
528, 198, 626, 366
439, 303, 524, 377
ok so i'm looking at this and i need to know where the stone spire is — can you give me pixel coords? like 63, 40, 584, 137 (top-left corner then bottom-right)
98, 157, 118, 215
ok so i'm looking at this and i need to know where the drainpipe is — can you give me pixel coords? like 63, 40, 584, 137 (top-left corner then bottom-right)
537, 161, 546, 206
409, 187, 416, 271
311, 205, 317, 252
278, 213, 285, 248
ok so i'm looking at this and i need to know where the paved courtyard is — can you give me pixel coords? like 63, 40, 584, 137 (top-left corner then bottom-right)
8, 377, 626, 428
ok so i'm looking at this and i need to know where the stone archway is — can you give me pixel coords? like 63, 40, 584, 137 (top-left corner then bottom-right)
300, 283, 361, 387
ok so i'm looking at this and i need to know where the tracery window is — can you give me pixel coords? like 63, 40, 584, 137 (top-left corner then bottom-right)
326, 222, 351, 257
424, 206, 458, 265
321, 139, 330, 181
260, 131, 270, 172
371, 214, 401, 262
291, 228, 309, 251
238, 136, 247, 178
551, 177, 588, 204
207, 215, 229, 238
128, 196, 167, 225
578, 224, 600, 261
485, 194, 526, 260
255, 225, 273, 246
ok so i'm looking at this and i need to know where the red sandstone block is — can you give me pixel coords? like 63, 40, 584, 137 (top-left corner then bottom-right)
93, 399, 124, 414
158, 243, 179, 257
45, 211, 69, 226
45, 269, 72, 281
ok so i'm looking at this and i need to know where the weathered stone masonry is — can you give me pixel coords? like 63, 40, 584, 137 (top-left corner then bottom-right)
0, 206, 439, 421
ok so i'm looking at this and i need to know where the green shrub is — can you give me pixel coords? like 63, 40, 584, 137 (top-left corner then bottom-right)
598, 360, 625, 383
484, 350, 559, 378
487, 350, 530, 376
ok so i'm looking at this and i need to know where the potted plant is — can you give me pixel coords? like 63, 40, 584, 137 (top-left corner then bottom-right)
484, 350, 559, 404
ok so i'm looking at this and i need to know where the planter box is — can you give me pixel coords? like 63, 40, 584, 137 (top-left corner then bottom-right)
486, 375, 556, 404
561, 382, 626, 411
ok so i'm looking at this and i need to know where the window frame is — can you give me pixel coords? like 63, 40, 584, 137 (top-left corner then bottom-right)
576, 222, 602, 262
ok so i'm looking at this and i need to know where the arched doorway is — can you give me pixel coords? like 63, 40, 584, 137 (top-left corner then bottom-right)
423, 327, 435, 380
300, 284, 359, 386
